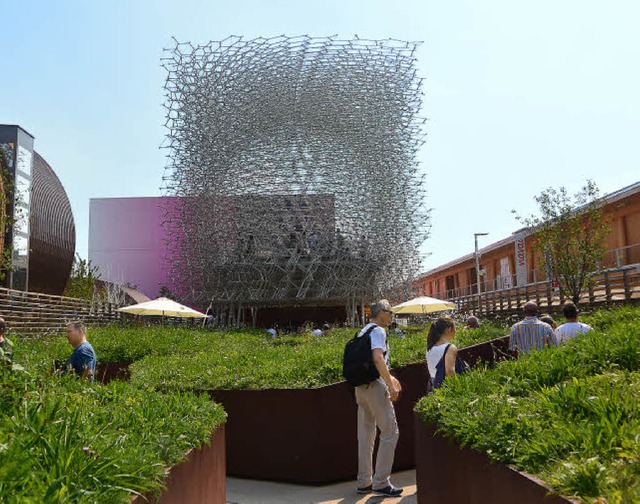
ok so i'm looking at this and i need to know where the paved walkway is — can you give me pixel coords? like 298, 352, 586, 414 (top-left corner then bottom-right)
226, 470, 417, 504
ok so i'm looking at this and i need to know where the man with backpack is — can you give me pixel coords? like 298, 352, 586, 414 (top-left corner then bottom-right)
347, 299, 403, 497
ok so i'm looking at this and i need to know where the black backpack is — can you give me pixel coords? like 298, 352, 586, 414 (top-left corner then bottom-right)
342, 324, 380, 387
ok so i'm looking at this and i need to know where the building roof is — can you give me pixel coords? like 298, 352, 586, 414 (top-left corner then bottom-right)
0, 124, 36, 139
416, 233, 518, 280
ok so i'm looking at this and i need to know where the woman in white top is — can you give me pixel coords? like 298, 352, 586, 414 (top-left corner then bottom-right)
426, 316, 457, 389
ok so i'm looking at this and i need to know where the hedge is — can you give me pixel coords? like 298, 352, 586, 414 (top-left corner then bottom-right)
415, 306, 640, 502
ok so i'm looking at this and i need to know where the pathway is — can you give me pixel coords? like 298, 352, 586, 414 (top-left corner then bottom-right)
226, 470, 417, 504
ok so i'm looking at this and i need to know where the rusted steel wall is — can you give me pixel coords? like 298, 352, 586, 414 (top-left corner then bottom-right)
96, 361, 131, 384
209, 361, 429, 484
414, 417, 575, 504
132, 425, 226, 504
458, 334, 510, 368
110, 334, 512, 485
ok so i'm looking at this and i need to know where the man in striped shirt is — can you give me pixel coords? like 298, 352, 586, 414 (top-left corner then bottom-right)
509, 301, 558, 355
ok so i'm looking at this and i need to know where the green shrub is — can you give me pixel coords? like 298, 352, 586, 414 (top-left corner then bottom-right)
0, 354, 225, 502
126, 325, 506, 390
14, 322, 507, 390
415, 306, 640, 503
454, 324, 507, 349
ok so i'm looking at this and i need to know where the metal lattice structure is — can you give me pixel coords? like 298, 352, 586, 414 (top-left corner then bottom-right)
161, 35, 429, 316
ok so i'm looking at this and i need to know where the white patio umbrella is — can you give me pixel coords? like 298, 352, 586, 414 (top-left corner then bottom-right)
117, 297, 206, 318
390, 296, 455, 315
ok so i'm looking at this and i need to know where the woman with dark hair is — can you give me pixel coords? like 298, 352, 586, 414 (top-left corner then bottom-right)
425, 316, 458, 389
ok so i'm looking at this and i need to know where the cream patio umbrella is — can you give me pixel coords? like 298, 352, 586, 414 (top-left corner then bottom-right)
117, 297, 207, 318
390, 296, 456, 315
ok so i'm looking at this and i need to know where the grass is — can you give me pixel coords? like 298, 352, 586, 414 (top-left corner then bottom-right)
14, 322, 506, 390
22, 323, 506, 389
415, 306, 640, 503
0, 317, 505, 499
1, 341, 226, 503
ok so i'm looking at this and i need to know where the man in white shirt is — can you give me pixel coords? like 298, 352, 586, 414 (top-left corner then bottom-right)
354, 300, 403, 498
555, 301, 593, 344
312, 324, 330, 336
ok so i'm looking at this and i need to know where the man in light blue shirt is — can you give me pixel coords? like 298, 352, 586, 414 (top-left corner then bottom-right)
509, 301, 558, 355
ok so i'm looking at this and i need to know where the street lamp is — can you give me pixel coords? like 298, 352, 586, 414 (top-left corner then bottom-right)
474, 232, 489, 313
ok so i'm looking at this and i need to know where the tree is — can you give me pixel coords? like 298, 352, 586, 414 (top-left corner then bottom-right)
516, 180, 611, 305
63, 254, 101, 300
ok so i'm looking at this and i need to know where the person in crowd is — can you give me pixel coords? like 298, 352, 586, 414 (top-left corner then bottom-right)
426, 316, 458, 389
0, 317, 6, 352
390, 321, 405, 338
353, 300, 403, 497
464, 316, 479, 330
0, 317, 12, 366
509, 301, 558, 356
267, 326, 279, 338
555, 301, 593, 343
540, 314, 557, 329
203, 303, 214, 328
65, 321, 96, 381
312, 323, 331, 336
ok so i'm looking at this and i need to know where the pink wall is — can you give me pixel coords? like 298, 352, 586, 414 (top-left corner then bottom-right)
89, 197, 176, 299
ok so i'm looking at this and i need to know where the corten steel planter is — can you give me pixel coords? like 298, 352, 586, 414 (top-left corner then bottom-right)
457, 335, 510, 368
100, 335, 511, 484
132, 424, 226, 504
209, 361, 430, 484
414, 417, 575, 504
96, 361, 131, 384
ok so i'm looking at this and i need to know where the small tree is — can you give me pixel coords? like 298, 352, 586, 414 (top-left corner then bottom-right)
516, 180, 611, 304
95, 281, 128, 306
63, 254, 101, 300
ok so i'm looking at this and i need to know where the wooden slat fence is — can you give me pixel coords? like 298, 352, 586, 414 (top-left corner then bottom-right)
448, 265, 640, 315
0, 288, 121, 335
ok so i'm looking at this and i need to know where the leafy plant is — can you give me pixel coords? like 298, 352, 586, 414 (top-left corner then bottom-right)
63, 254, 101, 300
0, 144, 14, 281
0, 348, 226, 502
14, 321, 508, 390
515, 180, 611, 304
415, 305, 640, 503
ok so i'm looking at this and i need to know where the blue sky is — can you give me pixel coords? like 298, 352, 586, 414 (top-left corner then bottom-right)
1, 0, 638, 271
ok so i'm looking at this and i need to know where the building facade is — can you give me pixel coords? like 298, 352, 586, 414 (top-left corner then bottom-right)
89, 197, 173, 300
0, 125, 76, 295
414, 181, 640, 300
28, 152, 76, 295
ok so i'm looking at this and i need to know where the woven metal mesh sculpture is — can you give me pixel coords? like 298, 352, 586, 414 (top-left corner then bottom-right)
161, 35, 429, 318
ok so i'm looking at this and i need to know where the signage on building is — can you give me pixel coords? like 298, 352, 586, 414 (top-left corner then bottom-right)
514, 232, 528, 286
500, 257, 512, 289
